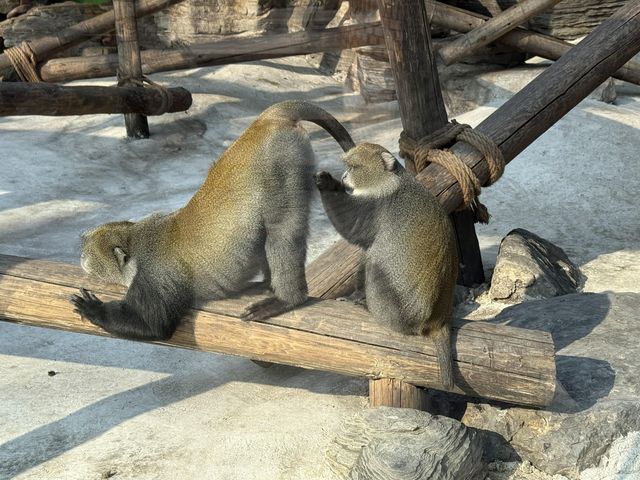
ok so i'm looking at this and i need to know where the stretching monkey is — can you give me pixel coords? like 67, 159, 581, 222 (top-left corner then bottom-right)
71, 100, 355, 341
315, 143, 458, 389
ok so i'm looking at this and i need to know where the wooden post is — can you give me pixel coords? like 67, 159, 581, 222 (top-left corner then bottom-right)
305, 0, 640, 300
369, 378, 430, 410
377, 0, 485, 288
37, 23, 384, 83
439, 0, 563, 66
0, 82, 191, 116
0, 254, 556, 407
0, 0, 185, 75
113, 0, 149, 138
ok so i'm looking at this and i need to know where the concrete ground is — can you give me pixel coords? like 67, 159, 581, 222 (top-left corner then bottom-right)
1, 56, 639, 479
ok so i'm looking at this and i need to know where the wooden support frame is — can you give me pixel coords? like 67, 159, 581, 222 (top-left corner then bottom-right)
0, 0, 185, 75
113, 0, 149, 139
305, 0, 640, 301
0, 254, 556, 407
377, 0, 485, 292
0, 82, 192, 116
438, 0, 564, 66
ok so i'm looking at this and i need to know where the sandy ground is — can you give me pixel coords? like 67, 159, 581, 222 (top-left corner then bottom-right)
0, 56, 639, 479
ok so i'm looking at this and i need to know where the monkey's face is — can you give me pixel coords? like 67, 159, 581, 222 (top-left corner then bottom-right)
341, 143, 402, 198
80, 221, 136, 286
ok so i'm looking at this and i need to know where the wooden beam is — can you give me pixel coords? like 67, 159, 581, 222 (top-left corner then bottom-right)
37, 23, 384, 83
0, 254, 555, 407
377, 0, 485, 286
305, 0, 640, 298
0, 0, 185, 75
113, 0, 149, 139
438, 0, 564, 66
0, 82, 191, 116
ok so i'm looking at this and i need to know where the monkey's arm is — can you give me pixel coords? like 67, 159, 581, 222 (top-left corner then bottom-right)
315, 171, 374, 249
71, 270, 192, 341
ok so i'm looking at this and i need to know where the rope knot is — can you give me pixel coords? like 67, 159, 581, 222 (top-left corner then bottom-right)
117, 75, 173, 115
399, 121, 505, 224
5, 42, 41, 83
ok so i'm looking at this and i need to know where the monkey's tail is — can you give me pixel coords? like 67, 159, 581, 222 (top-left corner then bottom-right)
266, 100, 356, 153
432, 325, 454, 390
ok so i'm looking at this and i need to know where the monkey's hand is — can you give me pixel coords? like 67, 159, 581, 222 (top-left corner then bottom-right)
314, 171, 342, 192
70, 288, 106, 326
241, 296, 295, 322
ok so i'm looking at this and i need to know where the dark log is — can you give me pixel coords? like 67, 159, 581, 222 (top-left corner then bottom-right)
37, 23, 384, 83
0, 254, 556, 406
305, 0, 640, 298
0, 0, 185, 75
0, 82, 191, 116
377, 0, 485, 286
439, 0, 564, 66
113, 0, 149, 138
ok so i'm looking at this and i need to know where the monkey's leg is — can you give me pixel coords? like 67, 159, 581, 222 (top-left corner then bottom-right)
71, 271, 192, 340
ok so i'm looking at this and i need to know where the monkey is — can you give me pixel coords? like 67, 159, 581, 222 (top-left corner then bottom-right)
71, 100, 355, 341
314, 143, 458, 389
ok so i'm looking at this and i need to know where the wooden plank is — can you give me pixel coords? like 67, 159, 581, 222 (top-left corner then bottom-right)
438, 0, 564, 66
376, 0, 485, 286
305, 0, 640, 299
0, 255, 555, 406
0, 82, 191, 116
0, 0, 185, 75
37, 22, 384, 83
113, 0, 149, 138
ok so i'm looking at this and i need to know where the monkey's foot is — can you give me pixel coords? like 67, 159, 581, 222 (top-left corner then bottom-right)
337, 290, 367, 306
314, 171, 342, 191
7, 2, 33, 18
70, 288, 105, 325
241, 296, 295, 322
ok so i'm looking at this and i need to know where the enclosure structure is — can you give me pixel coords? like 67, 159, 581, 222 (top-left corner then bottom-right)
2, 0, 640, 410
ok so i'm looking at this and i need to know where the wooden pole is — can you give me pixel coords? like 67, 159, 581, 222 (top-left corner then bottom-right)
113, 0, 149, 139
0, 0, 185, 75
377, 0, 485, 287
438, 0, 564, 66
479, 0, 503, 17
0, 254, 556, 407
37, 22, 384, 83
0, 82, 192, 116
305, 0, 640, 299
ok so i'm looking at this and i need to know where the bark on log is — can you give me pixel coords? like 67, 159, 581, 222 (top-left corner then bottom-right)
37, 22, 384, 83
439, 0, 564, 66
305, 0, 640, 298
0, 82, 191, 116
0, 0, 185, 74
0, 254, 556, 406
113, 0, 149, 138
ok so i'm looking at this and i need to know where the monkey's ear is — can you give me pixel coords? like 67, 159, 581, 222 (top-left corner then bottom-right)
113, 247, 128, 269
381, 152, 397, 172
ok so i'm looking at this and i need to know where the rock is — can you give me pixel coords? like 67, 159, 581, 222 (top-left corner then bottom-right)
461, 292, 640, 479
325, 407, 486, 480
489, 229, 582, 303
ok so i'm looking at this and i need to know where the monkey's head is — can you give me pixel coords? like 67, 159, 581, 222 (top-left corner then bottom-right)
80, 221, 137, 286
341, 143, 403, 197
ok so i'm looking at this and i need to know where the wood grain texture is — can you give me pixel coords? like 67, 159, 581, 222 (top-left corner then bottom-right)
305, 0, 640, 299
38, 22, 384, 83
0, 0, 185, 73
0, 254, 555, 406
0, 82, 191, 116
369, 378, 429, 410
113, 0, 149, 138
439, 0, 564, 66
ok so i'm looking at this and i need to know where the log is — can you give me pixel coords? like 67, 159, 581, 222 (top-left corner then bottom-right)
377, 0, 485, 286
0, 82, 191, 116
0, 0, 185, 75
0, 254, 556, 406
37, 22, 384, 83
368, 379, 429, 410
427, 1, 640, 86
438, 0, 564, 66
305, 0, 640, 298
113, 0, 149, 139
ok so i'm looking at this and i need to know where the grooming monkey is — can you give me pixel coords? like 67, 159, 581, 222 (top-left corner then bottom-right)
71, 100, 355, 341
315, 143, 457, 389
